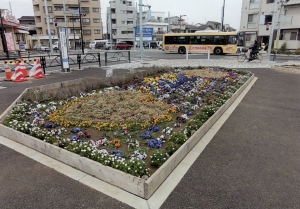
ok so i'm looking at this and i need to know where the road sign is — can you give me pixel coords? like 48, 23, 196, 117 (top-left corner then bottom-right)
134, 28, 153, 41
58, 27, 69, 71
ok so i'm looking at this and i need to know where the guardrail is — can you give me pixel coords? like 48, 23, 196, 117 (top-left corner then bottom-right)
186, 50, 210, 60
104, 50, 131, 66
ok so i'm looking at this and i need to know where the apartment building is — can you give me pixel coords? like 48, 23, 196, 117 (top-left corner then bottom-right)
107, 0, 137, 44
32, 0, 103, 48
140, 11, 168, 42
240, 0, 300, 49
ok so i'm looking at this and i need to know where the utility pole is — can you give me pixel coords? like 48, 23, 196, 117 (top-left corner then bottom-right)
44, 0, 53, 55
63, 0, 69, 52
139, 0, 143, 61
275, 0, 288, 49
138, 1, 151, 62
267, 0, 278, 61
221, 0, 225, 31
78, 0, 84, 54
179, 15, 186, 33
110, 8, 113, 49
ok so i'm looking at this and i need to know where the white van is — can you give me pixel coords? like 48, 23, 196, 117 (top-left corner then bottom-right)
90, 40, 108, 49
52, 41, 71, 50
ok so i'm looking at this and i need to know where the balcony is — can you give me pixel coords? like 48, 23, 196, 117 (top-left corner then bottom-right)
247, 22, 257, 29
111, 24, 117, 29
111, 14, 116, 19
53, 11, 65, 16
110, 2, 116, 8
36, 22, 43, 28
249, 2, 259, 9
32, 0, 39, 5
281, 15, 300, 29
34, 10, 41, 16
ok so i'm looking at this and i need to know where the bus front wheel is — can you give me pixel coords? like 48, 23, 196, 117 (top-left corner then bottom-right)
178, 47, 186, 54
214, 47, 223, 55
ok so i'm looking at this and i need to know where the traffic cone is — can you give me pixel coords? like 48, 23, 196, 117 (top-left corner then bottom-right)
11, 63, 27, 82
4, 64, 13, 81
31, 60, 45, 79
19, 58, 29, 77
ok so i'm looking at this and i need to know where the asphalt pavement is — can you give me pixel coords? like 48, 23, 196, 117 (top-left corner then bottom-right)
0, 59, 300, 208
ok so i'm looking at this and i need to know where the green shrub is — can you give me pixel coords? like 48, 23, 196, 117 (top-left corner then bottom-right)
280, 42, 287, 53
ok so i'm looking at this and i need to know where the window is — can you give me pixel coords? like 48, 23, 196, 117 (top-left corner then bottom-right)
43, 6, 52, 12
214, 36, 226, 44
72, 29, 80, 34
54, 6, 63, 11
127, 11, 133, 14
93, 18, 100, 23
45, 18, 53, 23
266, 0, 274, 3
121, 21, 126, 24
248, 14, 257, 22
121, 10, 126, 14
92, 0, 98, 1
127, 21, 133, 24
82, 18, 90, 24
290, 32, 297, 40
200, 36, 214, 44
94, 29, 101, 34
72, 18, 80, 22
83, 30, 91, 35
46, 29, 55, 35
92, 7, 99, 12
81, 7, 89, 13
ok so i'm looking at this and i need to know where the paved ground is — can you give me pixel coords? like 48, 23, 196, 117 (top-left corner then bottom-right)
0, 59, 300, 208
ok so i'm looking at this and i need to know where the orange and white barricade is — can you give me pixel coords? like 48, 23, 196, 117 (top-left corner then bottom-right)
19, 58, 29, 77
29, 60, 45, 79
11, 63, 27, 82
4, 64, 13, 81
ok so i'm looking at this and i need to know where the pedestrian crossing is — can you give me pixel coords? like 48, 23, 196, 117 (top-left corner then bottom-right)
0, 82, 7, 90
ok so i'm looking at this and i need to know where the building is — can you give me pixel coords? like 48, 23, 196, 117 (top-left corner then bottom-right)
107, 0, 137, 45
140, 11, 168, 43
18, 16, 36, 36
32, 0, 103, 48
240, 0, 300, 49
0, 9, 30, 52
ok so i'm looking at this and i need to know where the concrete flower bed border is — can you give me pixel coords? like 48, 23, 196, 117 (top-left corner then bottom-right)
0, 74, 254, 199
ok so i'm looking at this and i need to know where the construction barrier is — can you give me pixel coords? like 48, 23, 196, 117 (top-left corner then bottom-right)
29, 60, 45, 79
4, 64, 13, 81
11, 63, 27, 82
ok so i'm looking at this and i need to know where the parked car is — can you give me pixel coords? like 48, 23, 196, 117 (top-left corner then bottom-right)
143, 42, 158, 49
116, 42, 131, 50
105, 42, 116, 50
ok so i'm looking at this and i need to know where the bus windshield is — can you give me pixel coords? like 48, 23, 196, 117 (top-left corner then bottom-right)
163, 31, 239, 55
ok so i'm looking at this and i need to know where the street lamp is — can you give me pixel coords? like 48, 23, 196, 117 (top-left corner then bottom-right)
179, 15, 186, 33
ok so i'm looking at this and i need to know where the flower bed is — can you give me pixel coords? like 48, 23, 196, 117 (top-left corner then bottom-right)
1, 66, 253, 198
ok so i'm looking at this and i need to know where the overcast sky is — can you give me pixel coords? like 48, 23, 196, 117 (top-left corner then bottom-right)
1, 0, 242, 31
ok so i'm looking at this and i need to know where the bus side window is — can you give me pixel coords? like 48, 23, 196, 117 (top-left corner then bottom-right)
201, 36, 213, 44
214, 36, 226, 45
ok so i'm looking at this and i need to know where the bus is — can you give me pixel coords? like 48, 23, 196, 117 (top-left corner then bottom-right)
162, 31, 243, 55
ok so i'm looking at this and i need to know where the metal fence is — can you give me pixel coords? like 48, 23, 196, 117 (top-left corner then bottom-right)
104, 50, 131, 66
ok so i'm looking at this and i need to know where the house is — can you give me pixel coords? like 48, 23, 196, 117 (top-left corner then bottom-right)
0, 9, 30, 51
239, 0, 300, 49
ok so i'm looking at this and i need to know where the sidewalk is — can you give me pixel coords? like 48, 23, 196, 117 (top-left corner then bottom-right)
0, 61, 300, 208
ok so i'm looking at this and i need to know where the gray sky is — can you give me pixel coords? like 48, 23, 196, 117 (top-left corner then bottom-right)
1, 0, 242, 31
